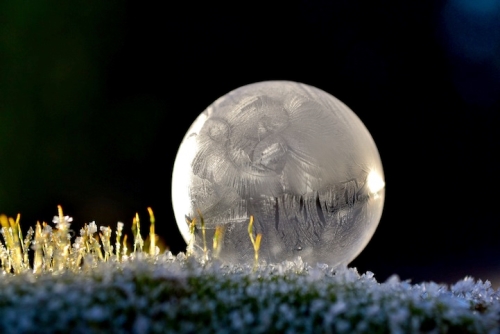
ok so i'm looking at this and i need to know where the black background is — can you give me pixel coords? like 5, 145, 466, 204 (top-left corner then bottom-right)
1, 0, 499, 287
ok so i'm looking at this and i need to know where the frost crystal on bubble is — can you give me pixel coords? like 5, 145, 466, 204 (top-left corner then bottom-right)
172, 81, 385, 267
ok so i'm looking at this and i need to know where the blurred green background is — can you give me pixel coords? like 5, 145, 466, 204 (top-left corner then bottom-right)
1, 1, 165, 226
1, 0, 500, 286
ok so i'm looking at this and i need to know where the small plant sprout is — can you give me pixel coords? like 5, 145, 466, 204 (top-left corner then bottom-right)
22, 225, 34, 268
186, 216, 197, 257
79, 221, 103, 269
247, 215, 262, 269
197, 209, 208, 261
41, 222, 54, 272
121, 234, 129, 261
212, 225, 224, 259
115, 221, 124, 262
147, 207, 158, 256
71, 234, 85, 271
52, 205, 72, 272
132, 213, 144, 253
100, 226, 113, 261
32, 222, 43, 273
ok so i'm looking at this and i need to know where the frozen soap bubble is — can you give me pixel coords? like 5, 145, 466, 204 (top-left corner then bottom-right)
172, 81, 385, 267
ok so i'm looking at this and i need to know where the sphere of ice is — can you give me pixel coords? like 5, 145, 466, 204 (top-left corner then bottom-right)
172, 81, 385, 267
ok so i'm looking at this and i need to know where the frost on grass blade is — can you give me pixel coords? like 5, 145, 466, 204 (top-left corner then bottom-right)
0, 206, 162, 274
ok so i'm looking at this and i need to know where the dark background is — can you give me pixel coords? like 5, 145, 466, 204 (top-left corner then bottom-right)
1, 1, 499, 286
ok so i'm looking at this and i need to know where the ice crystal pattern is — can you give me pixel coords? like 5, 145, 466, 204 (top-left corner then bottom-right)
172, 81, 385, 267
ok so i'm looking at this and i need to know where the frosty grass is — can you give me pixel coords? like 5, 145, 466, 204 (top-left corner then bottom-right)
1, 209, 500, 333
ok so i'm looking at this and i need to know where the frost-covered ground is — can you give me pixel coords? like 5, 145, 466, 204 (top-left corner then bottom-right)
1, 252, 500, 334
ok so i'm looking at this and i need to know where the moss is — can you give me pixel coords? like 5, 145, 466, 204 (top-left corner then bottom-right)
0, 208, 499, 333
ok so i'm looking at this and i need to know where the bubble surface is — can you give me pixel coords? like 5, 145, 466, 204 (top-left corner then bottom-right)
172, 81, 385, 267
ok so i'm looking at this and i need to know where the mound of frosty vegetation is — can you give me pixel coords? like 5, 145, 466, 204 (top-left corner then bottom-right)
0, 208, 499, 333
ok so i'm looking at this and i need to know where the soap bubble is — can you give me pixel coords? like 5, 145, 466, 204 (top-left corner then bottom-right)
172, 81, 385, 267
